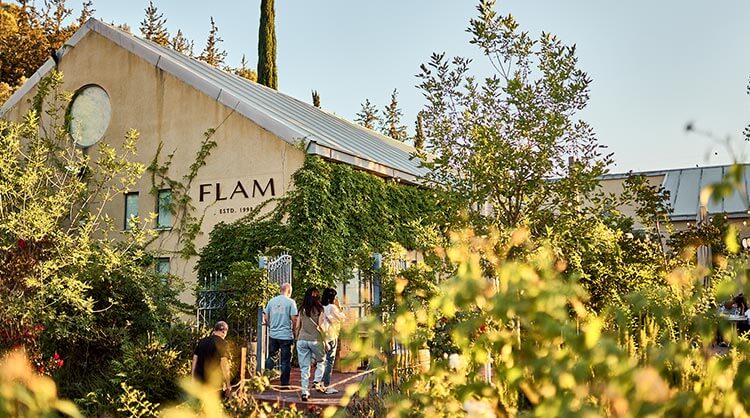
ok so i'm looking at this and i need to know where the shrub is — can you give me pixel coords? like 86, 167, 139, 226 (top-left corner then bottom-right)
111, 334, 191, 404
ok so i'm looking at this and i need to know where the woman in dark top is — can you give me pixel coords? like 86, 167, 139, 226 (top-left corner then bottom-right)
294, 287, 326, 400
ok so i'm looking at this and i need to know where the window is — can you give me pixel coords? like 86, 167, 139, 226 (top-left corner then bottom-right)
155, 257, 170, 276
156, 189, 172, 229
67, 85, 111, 148
124, 192, 139, 230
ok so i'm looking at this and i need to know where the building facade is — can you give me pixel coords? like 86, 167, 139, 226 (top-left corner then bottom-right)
1, 19, 426, 305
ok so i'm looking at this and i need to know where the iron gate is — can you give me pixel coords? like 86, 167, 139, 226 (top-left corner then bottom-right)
257, 252, 293, 372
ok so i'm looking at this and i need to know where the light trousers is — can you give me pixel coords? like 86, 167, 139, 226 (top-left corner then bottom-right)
296, 339, 325, 395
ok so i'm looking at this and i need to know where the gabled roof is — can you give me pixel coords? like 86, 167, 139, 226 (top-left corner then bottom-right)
661, 164, 750, 221
1, 18, 427, 184
604, 164, 750, 221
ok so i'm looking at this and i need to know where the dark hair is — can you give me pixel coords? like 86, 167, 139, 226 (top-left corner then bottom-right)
301, 287, 323, 317
322, 288, 337, 306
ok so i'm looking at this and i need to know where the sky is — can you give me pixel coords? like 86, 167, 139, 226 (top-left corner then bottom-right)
72, 0, 750, 174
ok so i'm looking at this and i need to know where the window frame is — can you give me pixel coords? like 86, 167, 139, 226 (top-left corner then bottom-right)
155, 257, 171, 276
156, 189, 173, 230
123, 191, 139, 231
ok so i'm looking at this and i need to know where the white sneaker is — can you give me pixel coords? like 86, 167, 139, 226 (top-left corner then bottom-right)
323, 387, 339, 394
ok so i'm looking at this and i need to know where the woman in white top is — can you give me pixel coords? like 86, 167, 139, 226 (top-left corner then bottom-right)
321, 288, 347, 394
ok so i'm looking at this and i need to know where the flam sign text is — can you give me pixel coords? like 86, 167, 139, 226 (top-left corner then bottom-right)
198, 178, 276, 202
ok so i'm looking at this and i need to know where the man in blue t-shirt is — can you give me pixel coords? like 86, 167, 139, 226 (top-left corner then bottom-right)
263, 283, 298, 386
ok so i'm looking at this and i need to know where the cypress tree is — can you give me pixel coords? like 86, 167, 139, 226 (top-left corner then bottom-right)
312, 90, 320, 108
354, 99, 380, 130
139, 1, 169, 46
256, 0, 277, 89
414, 111, 426, 150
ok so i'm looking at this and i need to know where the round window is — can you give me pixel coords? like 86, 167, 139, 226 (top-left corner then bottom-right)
68, 85, 111, 147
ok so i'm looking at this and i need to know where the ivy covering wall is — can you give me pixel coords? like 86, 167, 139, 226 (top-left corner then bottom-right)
197, 156, 455, 292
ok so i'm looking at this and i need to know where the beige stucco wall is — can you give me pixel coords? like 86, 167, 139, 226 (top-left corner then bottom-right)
4, 30, 306, 303
598, 174, 665, 230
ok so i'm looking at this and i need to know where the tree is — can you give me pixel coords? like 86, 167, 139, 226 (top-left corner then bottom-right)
198, 16, 227, 67
169, 28, 193, 56
230, 54, 257, 82
413, 111, 426, 150
256, 0, 277, 89
417, 0, 610, 230
311, 90, 320, 108
1, 2, 51, 90
354, 99, 380, 130
139, 0, 169, 47
0, 72, 187, 408
381, 89, 408, 141
0, 0, 92, 102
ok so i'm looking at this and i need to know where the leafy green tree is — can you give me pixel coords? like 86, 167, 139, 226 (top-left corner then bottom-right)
417, 0, 610, 231
139, 0, 169, 47
198, 16, 227, 67
0, 0, 92, 102
342, 226, 744, 417
256, 0, 277, 89
413, 111, 426, 150
0, 72, 188, 407
0, 2, 50, 90
381, 88, 408, 141
41, 0, 92, 48
355, 98, 380, 130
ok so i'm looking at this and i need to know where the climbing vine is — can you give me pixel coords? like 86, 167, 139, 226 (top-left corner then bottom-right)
147, 128, 218, 258
197, 155, 459, 293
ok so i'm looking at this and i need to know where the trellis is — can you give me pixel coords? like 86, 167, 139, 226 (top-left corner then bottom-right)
196, 272, 227, 329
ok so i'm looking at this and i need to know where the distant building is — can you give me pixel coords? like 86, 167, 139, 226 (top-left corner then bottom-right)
600, 164, 750, 230
1, 19, 425, 306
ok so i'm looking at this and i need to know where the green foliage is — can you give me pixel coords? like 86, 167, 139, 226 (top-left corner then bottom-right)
0, 350, 81, 418
0, 0, 91, 96
198, 156, 456, 295
115, 382, 161, 418
378, 244, 439, 314
413, 111, 426, 150
341, 228, 750, 417
197, 203, 284, 278
1, 72, 191, 414
380, 89, 407, 141
231, 55, 257, 82
670, 213, 738, 260
257, 0, 277, 89
221, 261, 278, 327
169, 29, 194, 56
417, 0, 610, 230
355, 98, 381, 130
111, 335, 190, 404
148, 125, 219, 258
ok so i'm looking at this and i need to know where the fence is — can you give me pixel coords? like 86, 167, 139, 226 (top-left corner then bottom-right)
196, 272, 227, 329
195, 272, 253, 343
